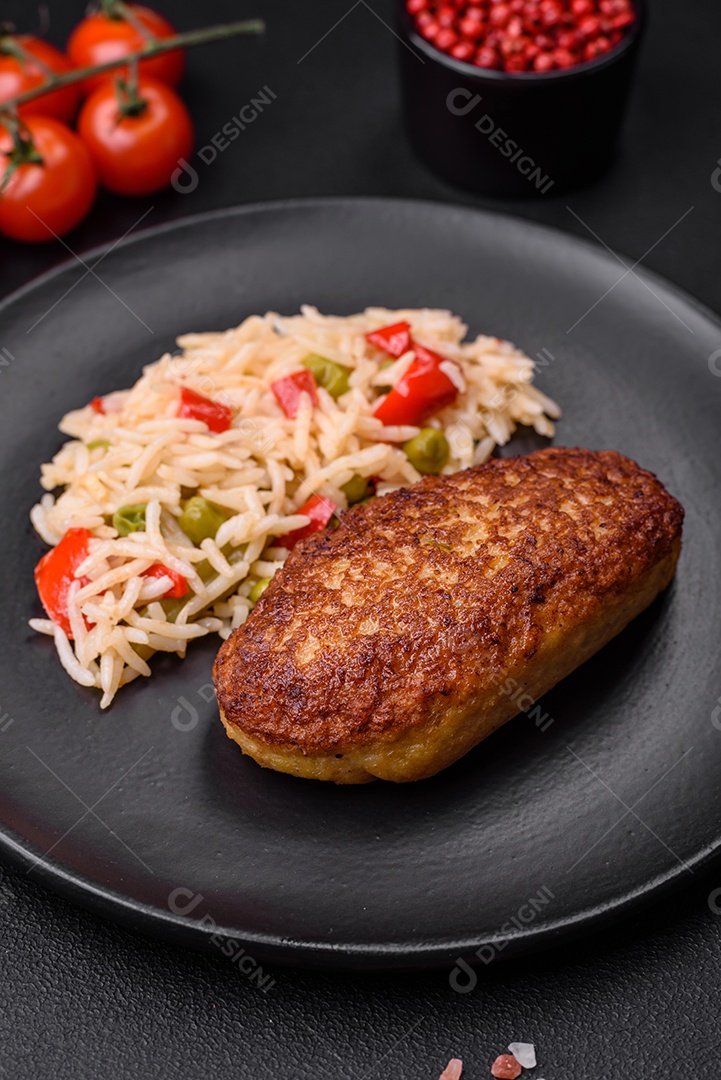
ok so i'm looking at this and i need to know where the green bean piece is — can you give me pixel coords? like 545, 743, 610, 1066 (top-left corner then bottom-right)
249, 577, 271, 603
302, 353, 351, 399
341, 474, 373, 505
158, 596, 188, 624
178, 496, 227, 546
403, 428, 450, 475
86, 439, 110, 452
113, 503, 147, 536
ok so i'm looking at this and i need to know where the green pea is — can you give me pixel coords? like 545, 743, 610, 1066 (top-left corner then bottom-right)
249, 577, 271, 603
341, 474, 373, 505
302, 353, 351, 399
403, 428, 450, 475
86, 439, 110, 452
178, 496, 227, 547
113, 503, 147, 536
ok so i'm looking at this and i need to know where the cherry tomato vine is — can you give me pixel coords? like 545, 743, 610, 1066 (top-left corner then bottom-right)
0, 5, 263, 242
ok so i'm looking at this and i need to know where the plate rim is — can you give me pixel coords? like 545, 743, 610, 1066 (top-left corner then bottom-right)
3, 820, 721, 971
2, 195, 720, 970
3, 194, 721, 347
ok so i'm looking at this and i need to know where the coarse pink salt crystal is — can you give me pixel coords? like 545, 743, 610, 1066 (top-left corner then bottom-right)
439, 1059, 463, 1080
491, 1055, 521, 1080
508, 1043, 536, 1069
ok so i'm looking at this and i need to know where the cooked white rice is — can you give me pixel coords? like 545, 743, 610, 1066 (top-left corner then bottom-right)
30, 306, 560, 707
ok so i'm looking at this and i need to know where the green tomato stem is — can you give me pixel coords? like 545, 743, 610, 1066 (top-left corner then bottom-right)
0, 18, 264, 112
114, 65, 146, 118
0, 34, 57, 77
0, 112, 43, 192
102, 1, 156, 40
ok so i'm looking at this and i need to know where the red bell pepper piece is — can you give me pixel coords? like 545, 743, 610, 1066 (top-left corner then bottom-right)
373, 344, 461, 427
178, 386, 233, 433
34, 528, 91, 639
366, 320, 412, 359
90, 396, 105, 414
143, 563, 189, 599
279, 494, 336, 550
271, 370, 318, 419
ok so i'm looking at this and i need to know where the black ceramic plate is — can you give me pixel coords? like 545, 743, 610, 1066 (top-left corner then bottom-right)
1, 198, 720, 971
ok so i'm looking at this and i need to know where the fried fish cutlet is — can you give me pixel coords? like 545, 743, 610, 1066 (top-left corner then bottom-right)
213, 448, 684, 784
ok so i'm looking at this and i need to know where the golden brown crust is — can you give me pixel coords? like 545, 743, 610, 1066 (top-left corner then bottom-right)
218, 539, 680, 783
213, 448, 684, 780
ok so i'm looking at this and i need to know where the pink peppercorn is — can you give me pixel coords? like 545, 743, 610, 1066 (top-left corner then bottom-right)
407, 0, 635, 74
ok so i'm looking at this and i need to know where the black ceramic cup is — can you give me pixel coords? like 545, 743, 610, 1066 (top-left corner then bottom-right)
397, 0, 645, 196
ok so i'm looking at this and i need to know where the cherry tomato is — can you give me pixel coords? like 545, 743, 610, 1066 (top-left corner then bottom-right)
67, 4, 184, 94
77, 77, 193, 196
0, 35, 81, 123
0, 117, 97, 243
